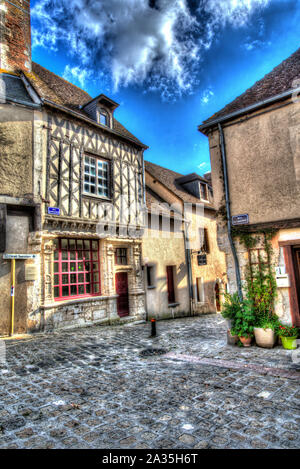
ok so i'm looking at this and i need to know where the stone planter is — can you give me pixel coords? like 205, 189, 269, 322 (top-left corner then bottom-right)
227, 329, 238, 345
254, 327, 276, 349
240, 336, 252, 347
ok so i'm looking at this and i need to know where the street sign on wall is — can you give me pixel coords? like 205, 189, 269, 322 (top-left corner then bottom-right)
232, 214, 249, 226
3, 254, 37, 260
48, 207, 60, 215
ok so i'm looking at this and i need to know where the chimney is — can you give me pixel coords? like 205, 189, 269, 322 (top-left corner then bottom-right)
0, 0, 32, 73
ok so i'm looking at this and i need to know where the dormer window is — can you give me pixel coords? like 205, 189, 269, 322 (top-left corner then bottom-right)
98, 108, 109, 127
200, 183, 209, 202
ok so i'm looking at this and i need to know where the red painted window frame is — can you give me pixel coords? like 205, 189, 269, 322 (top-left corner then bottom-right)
53, 238, 101, 301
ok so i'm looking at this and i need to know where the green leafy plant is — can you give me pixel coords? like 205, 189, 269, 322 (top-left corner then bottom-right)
231, 298, 256, 338
239, 232, 278, 329
277, 324, 299, 338
221, 292, 242, 323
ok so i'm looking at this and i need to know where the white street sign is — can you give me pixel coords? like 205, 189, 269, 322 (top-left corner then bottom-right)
3, 254, 37, 260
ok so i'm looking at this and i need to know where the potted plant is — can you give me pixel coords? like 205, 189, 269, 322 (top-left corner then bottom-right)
254, 314, 279, 349
231, 298, 256, 347
278, 324, 299, 350
221, 293, 240, 345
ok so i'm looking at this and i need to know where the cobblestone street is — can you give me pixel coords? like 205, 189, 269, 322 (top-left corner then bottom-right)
0, 315, 299, 449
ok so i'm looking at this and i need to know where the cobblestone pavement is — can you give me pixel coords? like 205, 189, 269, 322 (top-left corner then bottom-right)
0, 315, 299, 449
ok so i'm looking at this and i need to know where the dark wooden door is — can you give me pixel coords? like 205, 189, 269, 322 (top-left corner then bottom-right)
115, 272, 129, 317
294, 249, 300, 325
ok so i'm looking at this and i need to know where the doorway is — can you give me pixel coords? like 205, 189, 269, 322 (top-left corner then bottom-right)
215, 282, 221, 312
115, 272, 129, 317
292, 247, 300, 326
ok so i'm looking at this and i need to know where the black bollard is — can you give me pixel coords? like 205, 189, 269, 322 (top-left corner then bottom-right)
151, 318, 156, 337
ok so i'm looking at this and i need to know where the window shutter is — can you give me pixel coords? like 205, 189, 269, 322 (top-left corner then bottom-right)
166, 266, 175, 303
204, 228, 210, 253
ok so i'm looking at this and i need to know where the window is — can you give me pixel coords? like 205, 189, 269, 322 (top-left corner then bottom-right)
53, 238, 101, 300
115, 248, 128, 265
166, 266, 175, 303
196, 277, 205, 303
200, 183, 208, 201
146, 265, 155, 288
98, 108, 109, 127
197, 254, 207, 266
199, 228, 210, 253
84, 155, 110, 198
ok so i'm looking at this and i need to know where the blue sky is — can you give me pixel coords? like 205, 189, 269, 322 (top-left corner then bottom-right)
30, 0, 300, 176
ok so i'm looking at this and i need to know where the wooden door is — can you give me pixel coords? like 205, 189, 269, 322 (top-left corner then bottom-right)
115, 272, 129, 317
293, 248, 300, 326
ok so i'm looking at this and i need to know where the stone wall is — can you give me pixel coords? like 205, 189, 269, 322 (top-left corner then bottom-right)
209, 99, 300, 225
0, 104, 33, 197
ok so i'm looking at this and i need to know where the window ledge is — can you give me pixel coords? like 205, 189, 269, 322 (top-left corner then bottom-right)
42, 294, 118, 309
168, 302, 180, 308
82, 194, 112, 202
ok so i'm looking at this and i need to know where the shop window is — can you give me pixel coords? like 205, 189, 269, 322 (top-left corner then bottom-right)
115, 248, 128, 265
84, 155, 110, 198
53, 238, 101, 300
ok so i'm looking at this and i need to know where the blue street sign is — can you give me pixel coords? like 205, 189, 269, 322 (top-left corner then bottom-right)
232, 214, 249, 226
48, 207, 60, 216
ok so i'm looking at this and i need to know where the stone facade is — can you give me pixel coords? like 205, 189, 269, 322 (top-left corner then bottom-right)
143, 167, 227, 319
204, 94, 300, 326
0, 99, 147, 335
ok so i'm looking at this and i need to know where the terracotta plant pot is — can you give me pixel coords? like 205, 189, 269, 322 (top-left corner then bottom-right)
254, 327, 276, 349
240, 336, 252, 347
227, 329, 239, 345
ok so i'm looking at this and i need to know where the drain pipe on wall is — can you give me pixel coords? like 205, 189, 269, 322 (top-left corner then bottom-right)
218, 123, 243, 301
183, 220, 193, 316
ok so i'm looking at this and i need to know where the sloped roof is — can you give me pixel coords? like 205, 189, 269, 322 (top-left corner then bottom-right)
145, 186, 183, 219
203, 47, 300, 125
23, 62, 145, 147
145, 161, 214, 210
0, 73, 36, 106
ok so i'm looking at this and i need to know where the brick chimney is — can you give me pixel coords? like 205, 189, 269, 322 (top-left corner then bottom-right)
0, 0, 32, 73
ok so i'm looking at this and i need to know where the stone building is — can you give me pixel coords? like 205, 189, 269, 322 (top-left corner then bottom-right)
199, 48, 300, 326
143, 161, 227, 319
0, 0, 147, 335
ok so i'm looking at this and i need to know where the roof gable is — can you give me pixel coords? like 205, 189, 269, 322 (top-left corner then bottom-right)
23, 62, 145, 147
145, 161, 214, 210
202, 47, 300, 126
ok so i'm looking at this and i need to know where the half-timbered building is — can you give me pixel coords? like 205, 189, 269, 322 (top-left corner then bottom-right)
0, 0, 146, 334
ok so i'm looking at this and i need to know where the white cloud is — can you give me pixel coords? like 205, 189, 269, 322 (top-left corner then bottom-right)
201, 88, 214, 104
32, 0, 271, 99
198, 162, 208, 169
243, 39, 272, 51
204, 0, 271, 28
62, 65, 93, 88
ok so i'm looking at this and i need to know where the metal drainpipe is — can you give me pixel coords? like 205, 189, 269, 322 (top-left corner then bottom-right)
218, 123, 243, 301
183, 220, 193, 316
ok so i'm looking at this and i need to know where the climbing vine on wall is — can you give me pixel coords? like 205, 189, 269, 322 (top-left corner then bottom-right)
238, 230, 278, 325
